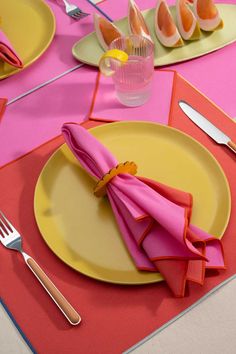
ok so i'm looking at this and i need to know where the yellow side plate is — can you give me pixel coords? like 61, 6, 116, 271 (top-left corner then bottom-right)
34, 122, 231, 285
72, 4, 236, 67
0, 0, 55, 80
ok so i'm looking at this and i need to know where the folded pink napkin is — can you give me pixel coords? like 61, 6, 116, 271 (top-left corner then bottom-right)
62, 123, 225, 297
89, 70, 174, 124
0, 30, 23, 68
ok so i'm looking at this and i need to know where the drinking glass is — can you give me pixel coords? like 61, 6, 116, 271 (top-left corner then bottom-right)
109, 35, 154, 107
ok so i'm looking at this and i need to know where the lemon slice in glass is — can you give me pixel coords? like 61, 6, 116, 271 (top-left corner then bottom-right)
99, 49, 129, 77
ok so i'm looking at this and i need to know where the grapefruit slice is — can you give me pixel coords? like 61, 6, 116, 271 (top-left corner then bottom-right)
128, 0, 153, 42
176, 0, 201, 40
155, 0, 184, 47
192, 0, 223, 31
94, 13, 123, 51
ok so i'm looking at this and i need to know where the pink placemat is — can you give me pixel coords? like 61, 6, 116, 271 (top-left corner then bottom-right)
89, 70, 174, 124
0, 67, 97, 167
0, 0, 105, 100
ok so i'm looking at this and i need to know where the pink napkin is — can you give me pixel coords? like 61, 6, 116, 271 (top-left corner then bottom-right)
89, 70, 174, 125
0, 30, 23, 68
62, 123, 225, 297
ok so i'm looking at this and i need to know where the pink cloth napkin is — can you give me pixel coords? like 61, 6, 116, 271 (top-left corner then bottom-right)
0, 30, 23, 68
62, 123, 225, 297
89, 70, 174, 124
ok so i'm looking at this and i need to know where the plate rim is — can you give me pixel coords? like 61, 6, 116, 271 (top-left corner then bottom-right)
0, 0, 56, 80
34, 121, 231, 285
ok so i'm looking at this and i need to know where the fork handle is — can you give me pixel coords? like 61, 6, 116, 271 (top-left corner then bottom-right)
22, 252, 81, 325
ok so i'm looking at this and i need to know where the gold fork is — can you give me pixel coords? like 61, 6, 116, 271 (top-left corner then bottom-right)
0, 211, 81, 325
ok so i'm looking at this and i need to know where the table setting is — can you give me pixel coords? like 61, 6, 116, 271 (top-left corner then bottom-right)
1, 0, 236, 353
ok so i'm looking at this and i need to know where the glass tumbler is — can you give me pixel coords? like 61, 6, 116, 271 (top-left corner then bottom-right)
109, 35, 154, 107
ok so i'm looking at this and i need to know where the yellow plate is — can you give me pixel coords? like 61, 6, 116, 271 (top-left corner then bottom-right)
34, 122, 231, 285
72, 4, 236, 67
0, 0, 55, 80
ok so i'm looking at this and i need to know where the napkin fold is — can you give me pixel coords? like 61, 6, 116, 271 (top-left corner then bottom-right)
0, 97, 7, 121
62, 123, 225, 297
0, 30, 23, 68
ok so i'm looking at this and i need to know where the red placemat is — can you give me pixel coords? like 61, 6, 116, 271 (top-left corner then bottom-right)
0, 76, 236, 354
0, 98, 7, 121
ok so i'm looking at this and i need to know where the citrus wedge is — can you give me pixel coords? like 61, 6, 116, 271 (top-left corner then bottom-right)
155, 0, 184, 47
94, 13, 123, 51
192, 0, 223, 31
128, 0, 153, 42
99, 49, 129, 77
176, 0, 201, 40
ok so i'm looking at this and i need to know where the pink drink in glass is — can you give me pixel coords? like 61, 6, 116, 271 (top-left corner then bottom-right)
109, 36, 154, 107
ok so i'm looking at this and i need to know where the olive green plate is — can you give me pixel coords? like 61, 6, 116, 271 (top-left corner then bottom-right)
72, 4, 236, 67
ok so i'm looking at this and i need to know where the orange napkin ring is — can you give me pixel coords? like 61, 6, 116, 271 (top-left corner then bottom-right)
94, 161, 137, 197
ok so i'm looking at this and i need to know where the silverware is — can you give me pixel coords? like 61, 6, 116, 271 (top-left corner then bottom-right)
85, 0, 113, 21
7, 64, 84, 106
179, 100, 236, 154
0, 211, 81, 325
61, 0, 89, 20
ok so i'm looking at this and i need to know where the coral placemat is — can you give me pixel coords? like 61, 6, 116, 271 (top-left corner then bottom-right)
0, 75, 236, 354
0, 98, 7, 121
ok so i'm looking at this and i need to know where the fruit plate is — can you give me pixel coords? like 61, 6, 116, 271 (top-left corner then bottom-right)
72, 4, 236, 67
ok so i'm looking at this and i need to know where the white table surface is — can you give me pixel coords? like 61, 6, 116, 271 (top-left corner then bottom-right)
1, 275, 236, 354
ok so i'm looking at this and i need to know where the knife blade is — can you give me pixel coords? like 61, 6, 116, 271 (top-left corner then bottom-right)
179, 100, 236, 154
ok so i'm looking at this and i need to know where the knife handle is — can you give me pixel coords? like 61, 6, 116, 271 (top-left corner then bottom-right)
227, 141, 236, 153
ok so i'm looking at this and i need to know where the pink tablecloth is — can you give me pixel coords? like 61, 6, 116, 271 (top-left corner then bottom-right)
0, 0, 236, 165
0, 0, 103, 100
0, 67, 97, 166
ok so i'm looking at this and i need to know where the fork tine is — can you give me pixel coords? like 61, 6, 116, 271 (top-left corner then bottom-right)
0, 211, 14, 232
71, 13, 79, 18
73, 11, 88, 18
71, 14, 79, 19
73, 14, 84, 20
0, 223, 8, 237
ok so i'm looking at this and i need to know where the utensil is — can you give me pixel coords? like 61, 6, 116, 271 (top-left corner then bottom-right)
34, 121, 230, 285
85, 0, 113, 21
7, 64, 84, 106
72, 4, 236, 67
61, 0, 89, 20
179, 101, 236, 153
0, 211, 81, 325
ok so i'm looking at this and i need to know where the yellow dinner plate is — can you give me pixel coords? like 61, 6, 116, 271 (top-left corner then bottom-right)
0, 0, 55, 80
34, 122, 231, 284
72, 4, 236, 67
